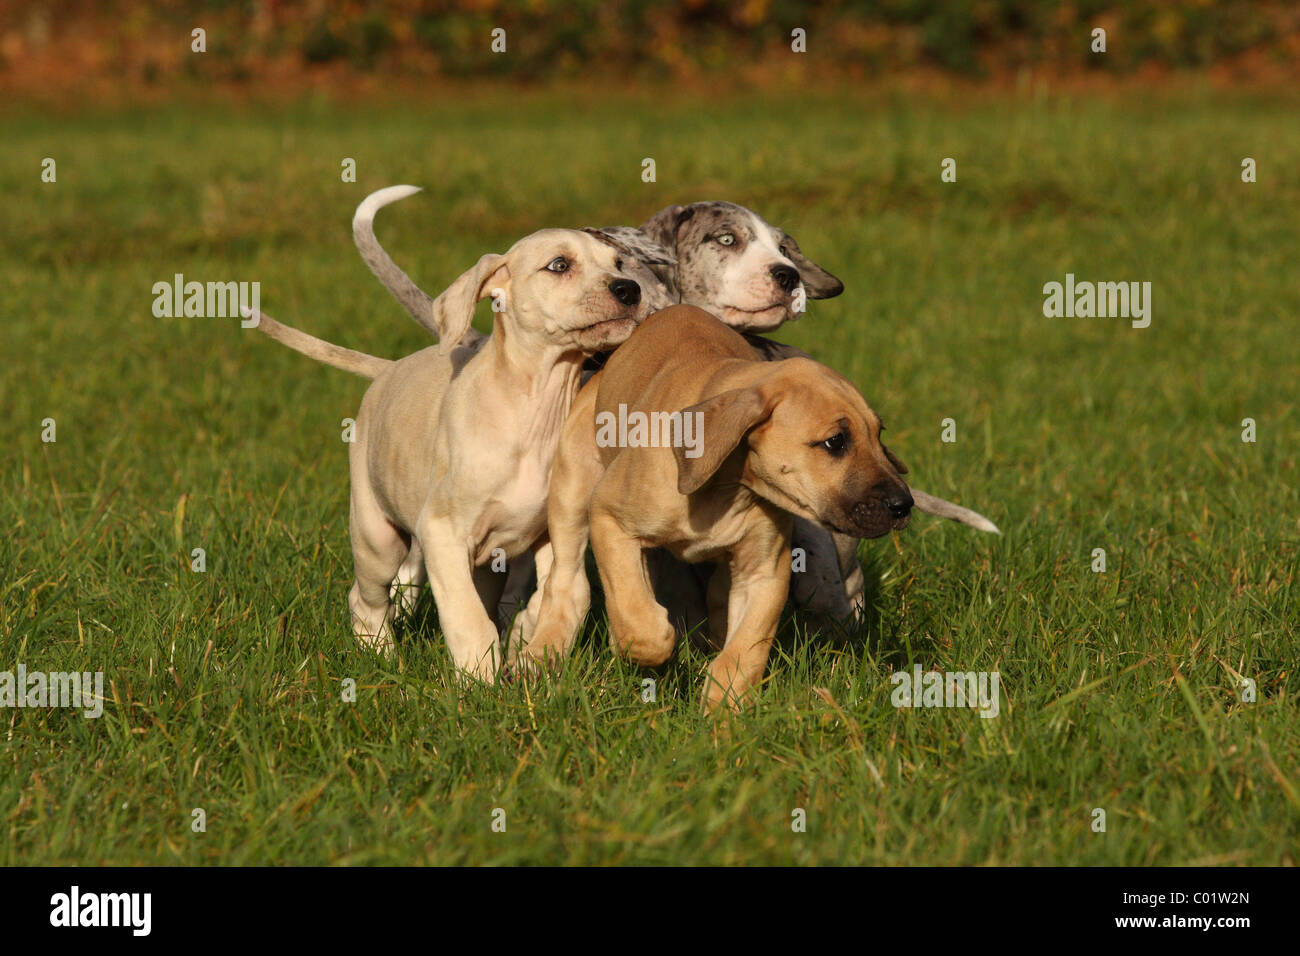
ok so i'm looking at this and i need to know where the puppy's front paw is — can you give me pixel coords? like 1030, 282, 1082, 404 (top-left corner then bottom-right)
511, 643, 566, 676
613, 617, 677, 668
355, 632, 396, 656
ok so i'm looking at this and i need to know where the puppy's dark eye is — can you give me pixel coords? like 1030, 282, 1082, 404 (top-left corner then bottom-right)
614, 257, 624, 271
715, 233, 736, 246
545, 257, 569, 273
815, 432, 848, 456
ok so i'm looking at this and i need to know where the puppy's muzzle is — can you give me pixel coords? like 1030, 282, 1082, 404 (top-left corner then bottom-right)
847, 484, 913, 538
610, 278, 641, 306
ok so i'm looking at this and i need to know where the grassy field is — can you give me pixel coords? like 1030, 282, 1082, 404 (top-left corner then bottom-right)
1, 87, 1297, 865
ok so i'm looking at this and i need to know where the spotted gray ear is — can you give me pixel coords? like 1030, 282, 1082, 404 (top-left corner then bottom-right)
779, 232, 844, 299
582, 227, 676, 268
638, 204, 696, 254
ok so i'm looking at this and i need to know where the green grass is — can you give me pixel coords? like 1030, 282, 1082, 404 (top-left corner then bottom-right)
1, 87, 1297, 865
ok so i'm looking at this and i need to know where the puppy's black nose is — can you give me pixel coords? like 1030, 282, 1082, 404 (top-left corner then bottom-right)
610, 279, 641, 306
887, 491, 914, 520
770, 264, 800, 293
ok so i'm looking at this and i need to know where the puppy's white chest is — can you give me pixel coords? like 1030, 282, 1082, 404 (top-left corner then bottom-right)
472, 446, 554, 563
502, 450, 552, 524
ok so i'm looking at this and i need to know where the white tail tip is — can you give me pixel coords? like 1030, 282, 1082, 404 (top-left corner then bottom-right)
353, 185, 423, 229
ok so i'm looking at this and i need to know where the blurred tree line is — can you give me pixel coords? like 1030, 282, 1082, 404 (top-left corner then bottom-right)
2, 1, 1296, 88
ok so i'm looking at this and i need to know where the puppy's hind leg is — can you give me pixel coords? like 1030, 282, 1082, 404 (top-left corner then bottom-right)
704, 563, 731, 651
473, 562, 508, 621
505, 538, 552, 665
495, 551, 537, 631
390, 541, 426, 620
348, 495, 409, 655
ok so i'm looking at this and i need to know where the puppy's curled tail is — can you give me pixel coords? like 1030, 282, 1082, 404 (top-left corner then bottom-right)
353, 185, 437, 334
911, 490, 1001, 535
242, 307, 392, 380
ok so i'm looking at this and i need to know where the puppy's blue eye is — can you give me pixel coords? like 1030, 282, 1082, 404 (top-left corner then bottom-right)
546, 257, 569, 273
716, 234, 736, 246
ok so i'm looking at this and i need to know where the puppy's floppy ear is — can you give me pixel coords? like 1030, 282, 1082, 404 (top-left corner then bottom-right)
882, 444, 909, 475
429, 253, 509, 354
779, 233, 844, 300
639, 204, 696, 254
673, 386, 772, 495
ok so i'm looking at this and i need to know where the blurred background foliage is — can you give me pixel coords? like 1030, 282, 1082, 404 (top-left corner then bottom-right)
1, 1, 1297, 103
